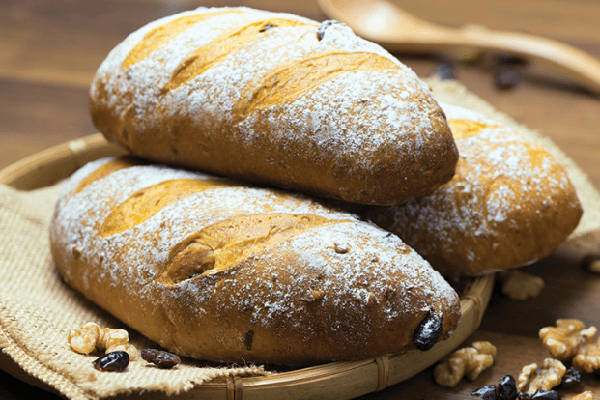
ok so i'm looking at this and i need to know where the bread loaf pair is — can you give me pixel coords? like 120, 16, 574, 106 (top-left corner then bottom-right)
89, 7, 458, 206
49, 157, 461, 365
365, 104, 583, 278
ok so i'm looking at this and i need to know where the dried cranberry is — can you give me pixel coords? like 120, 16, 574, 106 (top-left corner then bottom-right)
141, 349, 181, 369
92, 351, 129, 372
471, 384, 497, 399
497, 375, 518, 400
516, 390, 560, 400
413, 309, 443, 351
496, 54, 529, 67
559, 366, 582, 388
472, 375, 519, 400
432, 62, 456, 80
495, 67, 520, 90
530, 390, 559, 400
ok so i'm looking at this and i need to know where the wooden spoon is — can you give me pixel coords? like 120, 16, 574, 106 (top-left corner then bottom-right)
318, 0, 600, 96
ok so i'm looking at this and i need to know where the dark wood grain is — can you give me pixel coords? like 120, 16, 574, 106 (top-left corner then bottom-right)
1, 0, 599, 398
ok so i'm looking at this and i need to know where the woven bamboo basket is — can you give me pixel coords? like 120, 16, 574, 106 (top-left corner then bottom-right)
0, 134, 495, 400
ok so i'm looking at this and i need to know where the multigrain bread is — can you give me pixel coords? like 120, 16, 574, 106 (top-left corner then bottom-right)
89, 7, 458, 206
49, 157, 461, 365
365, 103, 583, 278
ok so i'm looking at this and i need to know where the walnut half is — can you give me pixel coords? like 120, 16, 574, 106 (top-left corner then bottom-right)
572, 327, 600, 373
539, 319, 588, 360
516, 358, 566, 395
500, 270, 544, 300
433, 341, 496, 387
539, 319, 600, 373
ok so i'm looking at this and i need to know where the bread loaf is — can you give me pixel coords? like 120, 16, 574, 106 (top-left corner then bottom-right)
89, 7, 458, 206
49, 157, 461, 365
365, 104, 583, 278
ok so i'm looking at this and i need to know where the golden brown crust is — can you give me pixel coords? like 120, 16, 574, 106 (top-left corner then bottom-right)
50, 157, 461, 365
365, 104, 583, 278
89, 7, 458, 205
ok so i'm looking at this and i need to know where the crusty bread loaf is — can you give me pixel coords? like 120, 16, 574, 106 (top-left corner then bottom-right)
49, 157, 461, 365
89, 7, 458, 206
365, 104, 583, 278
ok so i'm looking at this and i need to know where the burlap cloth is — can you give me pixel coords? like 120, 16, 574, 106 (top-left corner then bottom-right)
1, 78, 600, 400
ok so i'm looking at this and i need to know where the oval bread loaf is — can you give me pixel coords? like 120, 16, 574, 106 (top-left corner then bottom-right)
89, 7, 458, 206
365, 104, 583, 278
49, 157, 461, 365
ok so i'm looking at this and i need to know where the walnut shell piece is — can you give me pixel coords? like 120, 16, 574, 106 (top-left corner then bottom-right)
433, 341, 497, 386
516, 358, 566, 395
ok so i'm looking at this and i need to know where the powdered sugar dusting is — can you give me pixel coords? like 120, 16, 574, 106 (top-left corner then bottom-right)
90, 7, 454, 204
284, 222, 450, 319
241, 69, 436, 171
50, 159, 460, 359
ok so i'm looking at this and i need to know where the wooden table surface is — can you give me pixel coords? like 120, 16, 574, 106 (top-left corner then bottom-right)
1, 0, 599, 398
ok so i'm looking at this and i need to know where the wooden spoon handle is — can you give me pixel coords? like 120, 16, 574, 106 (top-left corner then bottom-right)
378, 29, 600, 95
464, 29, 600, 95
318, 0, 600, 95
